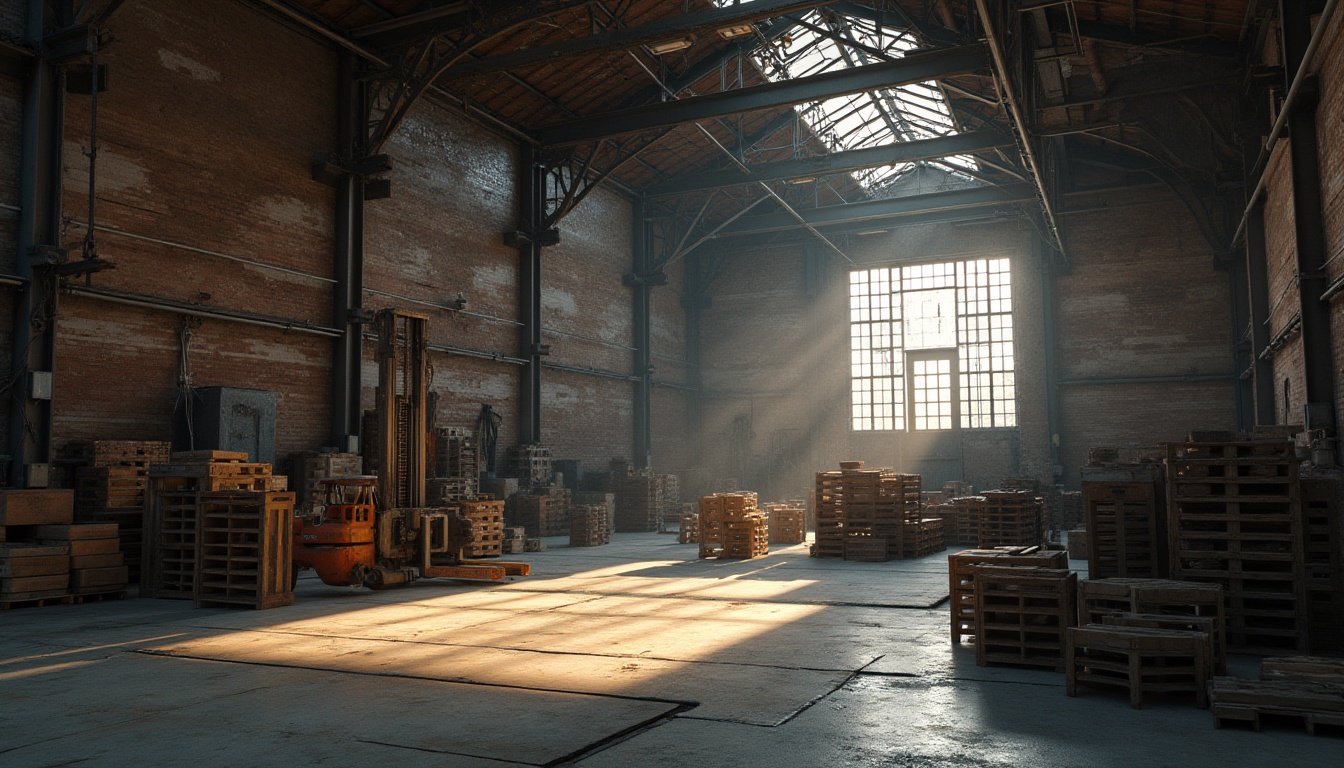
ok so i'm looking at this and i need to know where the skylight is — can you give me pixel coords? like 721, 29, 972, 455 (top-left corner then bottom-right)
712, 3, 976, 192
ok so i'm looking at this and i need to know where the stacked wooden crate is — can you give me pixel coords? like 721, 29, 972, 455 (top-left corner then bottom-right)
698, 492, 757, 559
1081, 463, 1166, 578
569, 505, 609, 547
973, 565, 1077, 670
1298, 473, 1344, 653
1077, 578, 1226, 671
1, 490, 75, 607
39, 523, 127, 599
902, 516, 945, 558
721, 507, 768, 560
573, 492, 615, 542
927, 498, 978, 547
435, 427, 478, 481
459, 500, 504, 557
613, 472, 659, 532
502, 526, 527, 555
143, 451, 284, 600
948, 546, 1068, 643
194, 491, 295, 610
544, 485, 572, 536
513, 494, 563, 538
765, 503, 806, 545
507, 444, 552, 486
1065, 624, 1212, 708
291, 451, 363, 508
1166, 439, 1308, 654
428, 477, 478, 505
813, 469, 845, 558
68, 440, 171, 581
679, 509, 700, 544
977, 491, 1044, 548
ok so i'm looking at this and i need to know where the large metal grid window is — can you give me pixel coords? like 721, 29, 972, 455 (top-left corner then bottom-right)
850, 258, 1015, 431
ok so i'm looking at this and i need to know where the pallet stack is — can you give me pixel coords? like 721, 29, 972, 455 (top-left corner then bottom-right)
194, 491, 295, 610
902, 516, 945, 558
1299, 473, 1344, 653
614, 472, 659, 532
813, 468, 846, 558
697, 492, 757, 559
40, 523, 127, 599
428, 477, 478, 506
765, 503, 806, 545
458, 500, 504, 557
143, 451, 285, 600
1065, 624, 1212, 708
513, 493, 567, 538
507, 444, 552, 486
435, 427, 478, 481
949, 546, 1069, 643
2, 490, 75, 607
973, 565, 1077, 670
502, 526, 527, 555
655, 474, 680, 530
569, 505, 609, 547
1082, 463, 1166, 578
573, 492, 615, 542
1210, 656, 1344, 733
977, 491, 1044, 549
291, 451, 363, 508
66, 440, 172, 581
1077, 578, 1226, 670
1166, 439, 1308, 654
814, 461, 923, 561
679, 509, 700, 544
544, 485, 572, 535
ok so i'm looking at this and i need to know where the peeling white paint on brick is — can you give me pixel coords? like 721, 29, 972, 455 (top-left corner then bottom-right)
158, 49, 222, 82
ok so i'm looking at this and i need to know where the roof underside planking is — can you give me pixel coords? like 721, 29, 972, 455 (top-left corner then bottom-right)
265, 0, 1263, 261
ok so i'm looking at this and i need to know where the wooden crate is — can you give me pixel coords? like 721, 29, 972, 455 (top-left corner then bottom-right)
949, 547, 1068, 643
1081, 464, 1165, 578
1065, 624, 1211, 708
0, 489, 74, 526
1167, 440, 1308, 655
1101, 612, 1221, 676
194, 491, 295, 609
977, 491, 1043, 549
765, 504, 806, 545
569, 505, 608, 547
720, 510, 768, 559
698, 492, 758, 558
1209, 677, 1344, 734
1077, 577, 1226, 671
973, 565, 1077, 670
902, 517, 945, 558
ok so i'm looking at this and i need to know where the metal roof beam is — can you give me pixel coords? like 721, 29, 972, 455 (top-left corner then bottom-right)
536, 43, 988, 146
646, 130, 1014, 196
351, 2, 473, 48
715, 183, 1035, 236
437, 0, 834, 81
1074, 20, 1240, 58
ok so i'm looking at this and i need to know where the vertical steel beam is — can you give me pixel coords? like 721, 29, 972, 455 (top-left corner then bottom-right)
631, 198, 652, 468
8, 0, 65, 487
1228, 234, 1254, 431
1244, 198, 1275, 423
1035, 232, 1062, 483
331, 49, 365, 451
517, 146, 544, 445
1280, 0, 1334, 434
683, 251, 706, 451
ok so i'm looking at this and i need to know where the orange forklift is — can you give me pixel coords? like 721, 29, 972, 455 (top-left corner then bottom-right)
292, 310, 529, 588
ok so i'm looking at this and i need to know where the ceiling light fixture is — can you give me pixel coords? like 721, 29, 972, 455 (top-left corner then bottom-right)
717, 24, 754, 39
648, 36, 695, 55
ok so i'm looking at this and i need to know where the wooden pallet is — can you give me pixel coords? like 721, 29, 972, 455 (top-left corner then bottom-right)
194, 491, 295, 609
0, 592, 76, 610
843, 535, 890, 562
1081, 464, 1166, 578
569, 505, 608, 547
902, 517, 945, 558
949, 547, 1068, 643
977, 491, 1044, 549
1066, 624, 1211, 708
679, 511, 700, 544
1209, 677, 1344, 734
973, 565, 1077, 670
765, 505, 806, 545
459, 500, 505, 557
1077, 578, 1227, 672
1260, 656, 1344, 685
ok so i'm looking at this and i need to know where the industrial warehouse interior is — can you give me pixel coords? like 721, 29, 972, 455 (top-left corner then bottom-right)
1, 0, 1343, 766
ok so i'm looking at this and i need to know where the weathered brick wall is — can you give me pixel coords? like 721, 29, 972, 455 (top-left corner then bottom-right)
0, 0, 690, 474
1055, 188, 1237, 483
1311, 11, 1344, 431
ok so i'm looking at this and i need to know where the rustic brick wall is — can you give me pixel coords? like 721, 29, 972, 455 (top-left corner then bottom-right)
0, 0, 691, 476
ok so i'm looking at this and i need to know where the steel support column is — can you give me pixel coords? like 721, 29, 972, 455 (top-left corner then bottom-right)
8, 0, 65, 487
631, 198, 652, 469
1281, 0, 1334, 435
330, 49, 364, 451
518, 146, 545, 445
1035, 232, 1062, 483
1244, 199, 1274, 424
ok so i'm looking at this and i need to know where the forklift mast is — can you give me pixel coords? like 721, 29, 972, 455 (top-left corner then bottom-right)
375, 309, 429, 510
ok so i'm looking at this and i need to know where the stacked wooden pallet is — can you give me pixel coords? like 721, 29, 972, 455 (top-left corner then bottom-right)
569, 505, 609, 547
679, 510, 700, 544
39, 523, 127, 598
614, 473, 659, 532
513, 494, 563, 538
195, 491, 295, 610
1082, 463, 1166, 578
1166, 439, 1308, 654
813, 469, 846, 558
765, 504, 806, 545
973, 565, 1077, 670
977, 491, 1044, 549
143, 451, 285, 600
655, 474, 680, 530
814, 461, 923, 560
67, 440, 171, 581
1298, 473, 1344, 653
1066, 624, 1212, 708
903, 517, 945, 558
428, 477, 478, 506
2, 490, 75, 607
928, 497, 981, 546
544, 485, 572, 536
1047, 488, 1083, 531
458, 500, 504, 557
291, 451, 362, 507
1077, 578, 1226, 671
1210, 656, 1344, 733
507, 444, 552, 486
949, 546, 1069, 643
721, 508, 768, 559
698, 492, 757, 559
434, 427, 478, 480
502, 526, 527, 555
573, 492, 615, 542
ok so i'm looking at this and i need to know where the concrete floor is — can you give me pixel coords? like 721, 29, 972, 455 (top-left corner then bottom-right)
0, 534, 1338, 767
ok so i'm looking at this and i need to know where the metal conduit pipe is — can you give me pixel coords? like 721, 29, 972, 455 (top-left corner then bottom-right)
1231, 0, 1340, 246
66, 285, 343, 337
